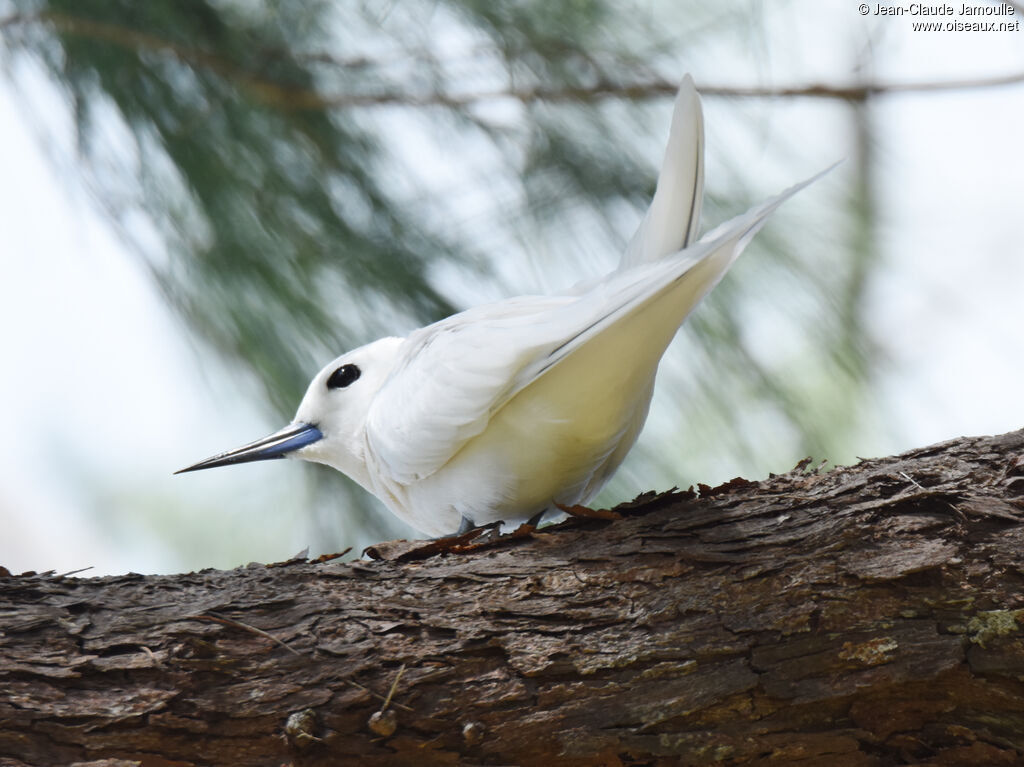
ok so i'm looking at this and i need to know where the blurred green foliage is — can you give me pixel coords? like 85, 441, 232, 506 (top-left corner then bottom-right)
0, 0, 880, 552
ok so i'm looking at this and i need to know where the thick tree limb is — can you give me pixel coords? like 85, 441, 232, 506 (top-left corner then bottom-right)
3, 429, 1024, 766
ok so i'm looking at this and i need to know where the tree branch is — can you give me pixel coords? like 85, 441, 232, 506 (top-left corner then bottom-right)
3, 428, 1024, 765
3, 10, 1023, 111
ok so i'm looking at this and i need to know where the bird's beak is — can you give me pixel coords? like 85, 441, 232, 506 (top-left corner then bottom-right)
175, 422, 323, 474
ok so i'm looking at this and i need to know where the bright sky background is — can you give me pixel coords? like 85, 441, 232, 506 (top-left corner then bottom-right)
2, 2, 1022, 575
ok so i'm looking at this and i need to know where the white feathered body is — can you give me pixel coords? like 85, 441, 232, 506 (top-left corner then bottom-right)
186, 75, 828, 538
294, 170, 820, 535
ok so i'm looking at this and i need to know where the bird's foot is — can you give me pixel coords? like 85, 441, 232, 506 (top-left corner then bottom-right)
435, 516, 503, 541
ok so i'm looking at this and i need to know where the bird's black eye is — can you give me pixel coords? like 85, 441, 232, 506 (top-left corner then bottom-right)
327, 364, 361, 390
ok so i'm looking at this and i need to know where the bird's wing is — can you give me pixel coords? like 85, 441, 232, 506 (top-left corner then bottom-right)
365, 168, 830, 485
620, 74, 705, 267
364, 295, 578, 483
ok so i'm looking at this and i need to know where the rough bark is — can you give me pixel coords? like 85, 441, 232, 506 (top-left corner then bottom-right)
3, 429, 1024, 767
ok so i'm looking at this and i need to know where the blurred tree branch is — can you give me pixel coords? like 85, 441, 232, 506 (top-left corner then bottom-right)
4, 9, 1024, 111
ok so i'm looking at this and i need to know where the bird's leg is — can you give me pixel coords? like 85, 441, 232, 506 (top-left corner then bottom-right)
433, 516, 502, 540
524, 508, 548, 528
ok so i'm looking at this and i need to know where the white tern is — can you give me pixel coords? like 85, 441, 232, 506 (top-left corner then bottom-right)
178, 75, 829, 537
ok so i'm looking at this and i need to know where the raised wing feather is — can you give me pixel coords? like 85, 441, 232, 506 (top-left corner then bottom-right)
365, 168, 830, 485
567, 75, 704, 297
621, 74, 704, 267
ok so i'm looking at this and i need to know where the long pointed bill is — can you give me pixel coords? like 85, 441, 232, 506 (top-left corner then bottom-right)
175, 422, 323, 474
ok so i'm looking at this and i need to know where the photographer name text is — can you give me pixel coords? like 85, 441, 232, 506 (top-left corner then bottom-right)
868, 3, 1015, 15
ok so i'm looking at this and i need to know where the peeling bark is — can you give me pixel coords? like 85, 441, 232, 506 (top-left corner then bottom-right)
3, 429, 1024, 767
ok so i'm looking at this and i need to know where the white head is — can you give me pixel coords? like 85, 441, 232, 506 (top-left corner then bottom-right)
177, 336, 405, 488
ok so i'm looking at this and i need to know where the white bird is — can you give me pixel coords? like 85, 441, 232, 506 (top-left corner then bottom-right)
178, 76, 828, 537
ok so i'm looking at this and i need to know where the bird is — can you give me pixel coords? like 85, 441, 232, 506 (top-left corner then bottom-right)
177, 75, 829, 538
